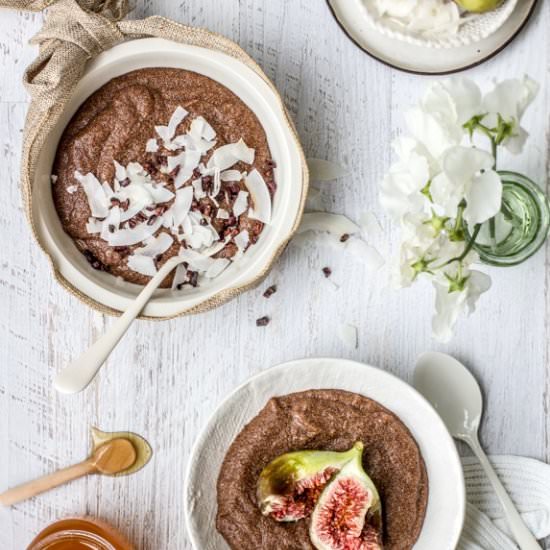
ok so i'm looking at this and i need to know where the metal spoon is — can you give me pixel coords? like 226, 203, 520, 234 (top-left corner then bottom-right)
54, 255, 186, 395
414, 351, 541, 550
0, 438, 136, 506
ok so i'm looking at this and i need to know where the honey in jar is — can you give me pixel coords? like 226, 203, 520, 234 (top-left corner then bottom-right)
26, 517, 134, 550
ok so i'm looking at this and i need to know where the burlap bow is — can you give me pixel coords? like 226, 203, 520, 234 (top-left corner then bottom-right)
1, 0, 308, 318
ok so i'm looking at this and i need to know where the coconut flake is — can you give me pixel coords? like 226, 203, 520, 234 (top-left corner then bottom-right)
113, 161, 127, 182
192, 178, 206, 200
107, 216, 163, 247
170, 151, 202, 189
245, 169, 272, 224
233, 190, 249, 217
221, 170, 243, 182
205, 258, 230, 278
216, 208, 230, 220
134, 232, 174, 257
307, 158, 349, 181
146, 139, 159, 153
178, 248, 215, 272
171, 263, 188, 290
190, 116, 216, 141
338, 323, 358, 349
207, 139, 255, 171
86, 217, 103, 234
297, 213, 359, 237
74, 171, 109, 218
234, 230, 250, 252
346, 238, 385, 272
163, 186, 194, 230
51, 175, 58, 184
155, 105, 188, 144
67, 185, 78, 194
127, 255, 157, 277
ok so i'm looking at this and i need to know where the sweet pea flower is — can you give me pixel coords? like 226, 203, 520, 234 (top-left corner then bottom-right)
432, 268, 491, 343
380, 137, 432, 219
431, 146, 502, 225
482, 76, 539, 154
405, 77, 482, 159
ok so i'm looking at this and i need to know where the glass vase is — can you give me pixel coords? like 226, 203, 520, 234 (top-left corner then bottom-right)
471, 171, 550, 267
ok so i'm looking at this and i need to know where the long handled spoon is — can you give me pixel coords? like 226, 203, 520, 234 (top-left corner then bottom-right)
0, 438, 136, 506
54, 255, 186, 394
414, 351, 542, 550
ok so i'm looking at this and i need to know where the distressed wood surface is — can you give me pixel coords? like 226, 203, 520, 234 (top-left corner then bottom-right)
0, 1, 549, 548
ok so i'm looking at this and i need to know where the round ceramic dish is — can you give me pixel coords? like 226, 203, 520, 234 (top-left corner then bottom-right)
184, 357, 466, 550
327, 0, 538, 74
32, 38, 307, 318
360, 0, 518, 49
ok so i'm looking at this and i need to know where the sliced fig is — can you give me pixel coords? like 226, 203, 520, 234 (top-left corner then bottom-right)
257, 443, 364, 522
310, 442, 383, 550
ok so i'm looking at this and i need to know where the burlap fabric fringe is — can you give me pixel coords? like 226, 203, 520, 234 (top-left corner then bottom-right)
2, 0, 308, 319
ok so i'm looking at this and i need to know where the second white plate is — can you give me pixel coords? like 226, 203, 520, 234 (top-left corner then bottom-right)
327, 0, 538, 74
184, 357, 465, 549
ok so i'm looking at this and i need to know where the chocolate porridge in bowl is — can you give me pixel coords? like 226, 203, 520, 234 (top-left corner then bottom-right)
217, 389, 428, 550
51, 67, 276, 291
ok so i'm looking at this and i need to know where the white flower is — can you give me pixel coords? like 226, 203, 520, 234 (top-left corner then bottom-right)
405, 77, 482, 159
432, 268, 491, 343
380, 137, 432, 219
431, 146, 502, 225
423, 77, 482, 127
482, 76, 539, 154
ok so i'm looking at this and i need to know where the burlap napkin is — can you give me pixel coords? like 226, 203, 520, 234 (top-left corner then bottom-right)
1, 0, 308, 318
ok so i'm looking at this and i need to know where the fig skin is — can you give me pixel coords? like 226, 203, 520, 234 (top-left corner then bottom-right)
310, 443, 383, 550
257, 443, 364, 522
454, 0, 503, 13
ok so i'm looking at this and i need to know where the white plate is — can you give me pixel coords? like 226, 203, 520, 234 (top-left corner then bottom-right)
32, 38, 306, 318
184, 357, 465, 549
327, 0, 538, 74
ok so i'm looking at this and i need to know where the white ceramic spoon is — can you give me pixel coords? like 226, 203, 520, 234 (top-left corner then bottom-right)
414, 351, 542, 550
54, 255, 186, 395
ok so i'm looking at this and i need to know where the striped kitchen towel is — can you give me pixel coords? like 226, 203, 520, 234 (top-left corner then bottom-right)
458, 456, 550, 549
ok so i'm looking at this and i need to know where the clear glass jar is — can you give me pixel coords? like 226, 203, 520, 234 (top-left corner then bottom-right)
471, 171, 550, 266
27, 518, 134, 550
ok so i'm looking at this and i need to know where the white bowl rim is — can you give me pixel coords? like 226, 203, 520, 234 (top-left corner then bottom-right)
32, 37, 306, 318
183, 357, 466, 550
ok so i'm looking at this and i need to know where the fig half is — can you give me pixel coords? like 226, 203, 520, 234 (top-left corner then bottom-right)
257, 443, 364, 522
310, 442, 383, 550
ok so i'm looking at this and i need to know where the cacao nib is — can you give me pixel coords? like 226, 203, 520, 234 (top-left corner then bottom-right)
120, 177, 130, 187
256, 316, 270, 327
263, 285, 277, 298
147, 215, 158, 226
188, 271, 199, 287
83, 250, 109, 272
322, 267, 332, 278
340, 233, 350, 243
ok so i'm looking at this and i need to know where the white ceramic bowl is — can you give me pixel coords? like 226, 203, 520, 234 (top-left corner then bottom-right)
32, 38, 306, 318
184, 358, 466, 550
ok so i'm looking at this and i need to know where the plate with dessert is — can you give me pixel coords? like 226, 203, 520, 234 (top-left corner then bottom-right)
184, 358, 465, 549
327, 0, 538, 74
31, 37, 307, 318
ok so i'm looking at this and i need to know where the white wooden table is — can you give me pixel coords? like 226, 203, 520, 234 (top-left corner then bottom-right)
1, 1, 549, 548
